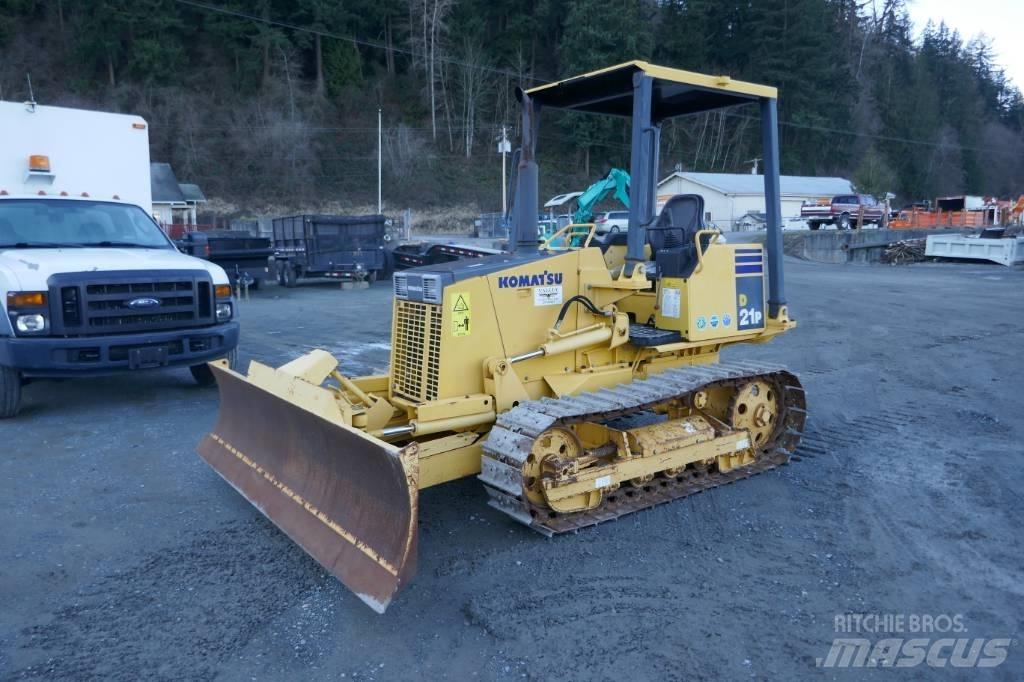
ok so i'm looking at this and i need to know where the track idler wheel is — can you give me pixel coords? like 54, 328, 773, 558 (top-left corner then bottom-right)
527, 427, 603, 514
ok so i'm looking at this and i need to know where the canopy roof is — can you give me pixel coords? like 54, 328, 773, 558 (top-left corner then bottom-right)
526, 61, 776, 119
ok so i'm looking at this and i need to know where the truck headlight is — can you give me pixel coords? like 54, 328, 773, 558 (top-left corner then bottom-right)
216, 303, 233, 321
15, 313, 47, 333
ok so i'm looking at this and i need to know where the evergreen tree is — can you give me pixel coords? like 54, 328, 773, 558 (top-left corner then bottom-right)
1, 0, 1020, 206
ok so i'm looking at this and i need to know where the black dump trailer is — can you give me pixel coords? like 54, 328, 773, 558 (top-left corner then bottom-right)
177, 230, 274, 289
271, 214, 389, 287
391, 241, 504, 269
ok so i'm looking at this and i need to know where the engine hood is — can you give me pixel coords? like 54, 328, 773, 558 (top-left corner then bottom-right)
0, 247, 230, 292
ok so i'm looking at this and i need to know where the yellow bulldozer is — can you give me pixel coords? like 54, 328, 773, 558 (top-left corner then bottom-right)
197, 61, 806, 613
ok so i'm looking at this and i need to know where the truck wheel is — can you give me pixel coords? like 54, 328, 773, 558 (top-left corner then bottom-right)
283, 266, 298, 288
0, 365, 22, 418
190, 347, 239, 387
837, 213, 851, 230
368, 270, 378, 284
809, 221, 820, 231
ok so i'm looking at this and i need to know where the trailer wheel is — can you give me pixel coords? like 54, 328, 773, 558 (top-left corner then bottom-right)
190, 347, 239, 387
0, 365, 22, 418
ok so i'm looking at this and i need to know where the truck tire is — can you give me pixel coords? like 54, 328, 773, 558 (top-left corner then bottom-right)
0, 365, 22, 419
368, 269, 378, 284
809, 221, 820, 231
837, 213, 851, 230
190, 347, 239, 387
283, 266, 298, 288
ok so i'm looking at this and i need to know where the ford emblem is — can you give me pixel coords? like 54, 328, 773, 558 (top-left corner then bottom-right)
127, 297, 161, 309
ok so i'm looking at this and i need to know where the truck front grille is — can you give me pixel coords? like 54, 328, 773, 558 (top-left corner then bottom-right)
391, 300, 442, 402
47, 271, 216, 336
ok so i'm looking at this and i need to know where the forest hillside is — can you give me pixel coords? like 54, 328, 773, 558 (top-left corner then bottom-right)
2, 0, 1022, 215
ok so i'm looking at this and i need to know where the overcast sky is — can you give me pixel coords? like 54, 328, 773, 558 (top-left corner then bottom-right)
906, 0, 1024, 89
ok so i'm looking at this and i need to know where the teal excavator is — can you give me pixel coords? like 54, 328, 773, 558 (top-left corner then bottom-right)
539, 168, 631, 244
572, 167, 631, 224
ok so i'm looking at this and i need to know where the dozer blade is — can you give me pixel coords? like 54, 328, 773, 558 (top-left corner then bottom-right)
197, 362, 418, 613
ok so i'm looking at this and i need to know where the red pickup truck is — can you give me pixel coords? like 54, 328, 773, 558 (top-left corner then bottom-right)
801, 194, 886, 230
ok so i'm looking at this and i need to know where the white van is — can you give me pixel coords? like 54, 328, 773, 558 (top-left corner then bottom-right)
0, 101, 238, 417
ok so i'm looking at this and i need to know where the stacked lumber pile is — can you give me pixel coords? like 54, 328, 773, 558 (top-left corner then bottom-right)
882, 238, 927, 264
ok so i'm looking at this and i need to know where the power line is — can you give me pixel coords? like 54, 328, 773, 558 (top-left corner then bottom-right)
173, 0, 544, 84
176, 0, 1021, 163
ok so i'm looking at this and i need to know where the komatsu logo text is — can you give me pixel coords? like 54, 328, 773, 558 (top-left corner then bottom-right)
496, 271, 563, 288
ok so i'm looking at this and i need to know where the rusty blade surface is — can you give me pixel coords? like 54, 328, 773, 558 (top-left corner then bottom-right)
197, 363, 418, 613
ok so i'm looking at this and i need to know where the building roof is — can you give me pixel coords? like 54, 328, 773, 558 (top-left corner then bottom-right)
526, 61, 775, 118
544, 191, 583, 209
150, 162, 186, 204
659, 172, 854, 197
178, 183, 207, 203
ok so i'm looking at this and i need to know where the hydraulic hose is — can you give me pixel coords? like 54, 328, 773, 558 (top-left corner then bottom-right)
553, 295, 612, 331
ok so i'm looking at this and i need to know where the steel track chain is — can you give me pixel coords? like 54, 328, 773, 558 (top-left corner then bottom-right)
479, 361, 807, 535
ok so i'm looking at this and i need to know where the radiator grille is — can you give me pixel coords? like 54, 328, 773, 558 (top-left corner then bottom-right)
47, 270, 216, 336
392, 300, 442, 402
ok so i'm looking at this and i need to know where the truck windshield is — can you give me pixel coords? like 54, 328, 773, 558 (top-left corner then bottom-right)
0, 199, 172, 249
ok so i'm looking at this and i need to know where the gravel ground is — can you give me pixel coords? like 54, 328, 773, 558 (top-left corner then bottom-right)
1, 257, 1022, 680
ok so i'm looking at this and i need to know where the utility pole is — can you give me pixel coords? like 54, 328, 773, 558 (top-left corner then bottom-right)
377, 108, 383, 214
498, 126, 511, 214
25, 74, 36, 111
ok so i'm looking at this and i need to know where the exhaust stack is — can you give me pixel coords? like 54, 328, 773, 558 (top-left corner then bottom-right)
512, 89, 539, 253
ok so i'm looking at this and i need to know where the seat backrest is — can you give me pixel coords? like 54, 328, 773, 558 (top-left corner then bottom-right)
652, 194, 709, 279
600, 194, 706, 259
658, 193, 704, 228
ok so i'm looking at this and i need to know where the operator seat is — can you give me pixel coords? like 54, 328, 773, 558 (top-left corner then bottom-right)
598, 193, 709, 263
652, 194, 712, 279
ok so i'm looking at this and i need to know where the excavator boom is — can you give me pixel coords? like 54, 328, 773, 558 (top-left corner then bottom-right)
572, 167, 631, 224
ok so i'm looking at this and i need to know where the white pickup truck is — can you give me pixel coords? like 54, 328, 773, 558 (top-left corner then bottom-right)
0, 101, 238, 417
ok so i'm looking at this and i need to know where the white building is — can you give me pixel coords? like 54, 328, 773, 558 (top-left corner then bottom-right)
657, 172, 854, 231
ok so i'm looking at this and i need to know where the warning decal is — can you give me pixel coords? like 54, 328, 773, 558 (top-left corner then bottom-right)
451, 293, 471, 337
661, 287, 681, 319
